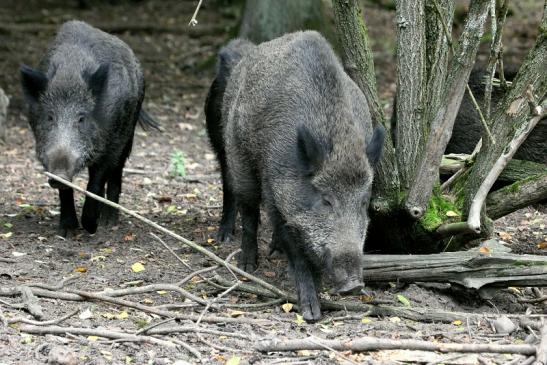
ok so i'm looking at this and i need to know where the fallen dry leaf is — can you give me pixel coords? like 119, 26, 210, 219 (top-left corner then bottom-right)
498, 231, 512, 241
131, 262, 145, 273
537, 242, 547, 250
75, 266, 87, 273
281, 303, 293, 313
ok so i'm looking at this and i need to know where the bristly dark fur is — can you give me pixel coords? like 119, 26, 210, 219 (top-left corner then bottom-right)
20, 20, 152, 236
206, 31, 385, 322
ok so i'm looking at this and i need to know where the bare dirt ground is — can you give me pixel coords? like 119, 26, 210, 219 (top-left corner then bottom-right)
0, 1, 545, 364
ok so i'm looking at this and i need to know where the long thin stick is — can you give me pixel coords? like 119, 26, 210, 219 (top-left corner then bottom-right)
44, 171, 289, 300
256, 336, 537, 355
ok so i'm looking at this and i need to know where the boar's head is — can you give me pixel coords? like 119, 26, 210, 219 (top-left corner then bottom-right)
20, 63, 109, 188
279, 122, 384, 294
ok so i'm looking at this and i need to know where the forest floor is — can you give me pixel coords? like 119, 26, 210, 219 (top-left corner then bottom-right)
0, 1, 545, 364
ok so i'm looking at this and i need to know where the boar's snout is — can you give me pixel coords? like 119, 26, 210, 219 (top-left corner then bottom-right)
45, 147, 79, 189
327, 248, 364, 295
333, 277, 363, 294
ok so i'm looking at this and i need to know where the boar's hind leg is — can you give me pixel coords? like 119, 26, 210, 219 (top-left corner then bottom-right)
238, 203, 259, 272
81, 166, 108, 234
58, 188, 79, 237
217, 162, 237, 243
99, 164, 123, 226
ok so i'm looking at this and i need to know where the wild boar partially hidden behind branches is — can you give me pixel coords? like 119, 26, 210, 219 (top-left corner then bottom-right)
205, 31, 385, 322
20, 20, 158, 237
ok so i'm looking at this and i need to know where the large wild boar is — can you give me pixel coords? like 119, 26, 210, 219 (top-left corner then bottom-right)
205, 31, 385, 321
20, 20, 157, 236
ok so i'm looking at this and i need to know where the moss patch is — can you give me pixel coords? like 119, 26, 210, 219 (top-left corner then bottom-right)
419, 192, 461, 231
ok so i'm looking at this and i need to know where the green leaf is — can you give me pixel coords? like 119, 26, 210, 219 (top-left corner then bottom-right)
397, 294, 411, 307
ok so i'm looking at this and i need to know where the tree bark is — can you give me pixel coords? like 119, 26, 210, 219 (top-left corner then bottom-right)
331, 0, 400, 205
239, 0, 331, 44
405, 0, 490, 218
395, 0, 427, 190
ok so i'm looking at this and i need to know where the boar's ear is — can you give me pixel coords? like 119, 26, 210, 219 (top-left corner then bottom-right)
20, 65, 48, 104
84, 64, 109, 98
366, 124, 385, 167
297, 125, 327, 175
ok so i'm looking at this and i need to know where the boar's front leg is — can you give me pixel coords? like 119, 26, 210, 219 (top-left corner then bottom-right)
290, 253, 322, 322
281, 228, 322, 322
81, 166, 108, 234
58, 188, 79, 237
100, 165, 122, 226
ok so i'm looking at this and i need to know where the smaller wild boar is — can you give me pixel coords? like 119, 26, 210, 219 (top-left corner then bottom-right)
206, 32, 384, 322
20, 20, 157, 236
445, 69, 546, 164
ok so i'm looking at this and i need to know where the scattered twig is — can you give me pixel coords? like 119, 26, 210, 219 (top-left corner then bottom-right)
28, 277, 78, 291
44, 172, 288, 300
146, 325, 252, 340
177, 265, 219, 286
20, 286, 43, 319
0, 257, 16, 263
196, 282, 239, 325
468, 100, 546, 233
19, 324, 178, 348
256, 336, 537, 355
1, 284, 270, 325
135, 318, 176, 335
7, 309, 79, 326
536, 321, 547, 365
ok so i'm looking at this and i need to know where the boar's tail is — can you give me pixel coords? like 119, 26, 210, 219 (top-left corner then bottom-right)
216, 39, 255, 85
138, 109, 162, 131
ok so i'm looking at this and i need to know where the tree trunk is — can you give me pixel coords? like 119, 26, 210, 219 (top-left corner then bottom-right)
239, 0, 332, 44
0, 87, 8, 141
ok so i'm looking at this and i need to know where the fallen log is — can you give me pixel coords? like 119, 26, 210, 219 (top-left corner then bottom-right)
440, 155, 546, 183
362, 240, 547, 289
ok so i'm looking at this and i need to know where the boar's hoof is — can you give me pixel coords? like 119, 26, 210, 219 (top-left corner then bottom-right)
216, 226, 234, 244
99, 206, 119, 226
81, 214, 98, 234
299, 296, 322, 323
237, 252, 258, 272
58, 217, 79, 238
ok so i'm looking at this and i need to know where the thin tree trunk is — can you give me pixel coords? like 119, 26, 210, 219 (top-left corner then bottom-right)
395, 0, 427, 190
405, 0, 490, 219
239, 0, 331, 44
331, 0, 400, 206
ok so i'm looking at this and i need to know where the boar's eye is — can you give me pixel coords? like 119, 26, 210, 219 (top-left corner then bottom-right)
78, 115, 85, 123
47, 114, 53, 122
